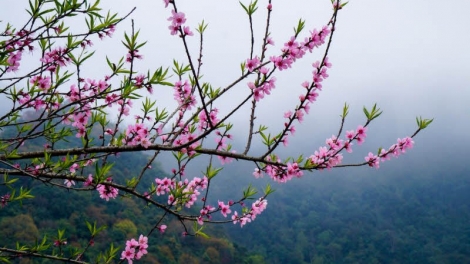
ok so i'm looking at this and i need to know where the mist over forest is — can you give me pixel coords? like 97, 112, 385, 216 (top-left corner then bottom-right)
2, 112, 467, 263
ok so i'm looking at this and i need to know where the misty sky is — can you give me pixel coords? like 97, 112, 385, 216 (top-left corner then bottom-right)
1, 1, 469, 172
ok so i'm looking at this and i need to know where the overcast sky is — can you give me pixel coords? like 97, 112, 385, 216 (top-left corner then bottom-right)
1, 1, 469, 170
102, 0, 470, 161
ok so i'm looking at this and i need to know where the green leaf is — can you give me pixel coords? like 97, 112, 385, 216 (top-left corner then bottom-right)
341, 103, 349, 118
416, 116, 433, 129
263, 184, 275, 196
294, 19, 306, 36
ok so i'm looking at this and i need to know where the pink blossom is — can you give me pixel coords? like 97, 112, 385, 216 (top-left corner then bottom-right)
158, 225, 167, 234
121, 247, 135, 263
30, 75, 52, 91
344, 141, 353, 153
140, 137, 151, 148
168, 10, 186, 26
266, 37, 274, 45
301, 81, 310, 89
260, 66, 269, 75
232, 211, 239, 224
282, 137, 288, 147
0, 194, 10, 208
135, 235, 148, 259
218, 201, 232, 217
64, 179, 75, 188
270, 55, 292, 71
295, 110, 304, 123
365, 152, 379, 168
84, 174, 93, 186
284, 111, 292, 118
169, 24, 179, 35
69, 163, 79, 173
356, 125, 367, 138
183, 26, 193, 36
289, 126, 296, 135
246, 56, 260, 72
253, 168, 262, 178
96, 183, 119, 201
7, 51, 22, 72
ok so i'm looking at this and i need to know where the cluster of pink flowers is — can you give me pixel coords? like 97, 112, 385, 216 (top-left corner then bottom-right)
198, 108, 219, 131
4, 29, 35, 72
96, 178, 119, 201
311, 57, 332, 90
97, 24, 115, 39
7, 51, 22, 72
62, 159, 97, 188
268, 26, 330, 72
246, 56, 261, 72
174, 80, 196, 110
53, 240, 67, 247
365, 137, 415, 168
84, 174, 94, 187
254, 154, 304, 183
133, 74, 153, 94
17, 93, 49, 111
248, 76, 277, 102
167, 9, 192, 36
164, 176, 209, 208
16, 91, 31, 107
172, 125, 200, 156
253, 125, 369, 182
40, 47, 71, 72
232, 198, 268, 227
30, 75, 52, 91
218, 200, 232, 217
266, 160, 303, 183
126, 49, 143, 62
121, 235, 148, 263
64, 104, 92, 138
197, 205, 216, 225
27, 163, 44, 176
214, 132, 236, 164
0, 193, 10, 208
117, 99, 132, 116
182, 176, 209, 208
309, 126, 366, 169
283, 57, 332, 137
123, 123, 152, 148
310, 145, 344, 169
155, 177, 175, 196
67, 79, 108, 104
4, 29, 34, 51
80, 38, 93, 49
81, 78, 109, 96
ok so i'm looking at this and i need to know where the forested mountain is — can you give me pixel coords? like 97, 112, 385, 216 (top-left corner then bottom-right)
2, 115, 470, 264
0, 117, 264, 263
221, 158, 470, 264
0, 150, 265, 264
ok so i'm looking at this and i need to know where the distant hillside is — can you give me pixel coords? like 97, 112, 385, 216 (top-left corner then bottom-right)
0, 117, 264, 264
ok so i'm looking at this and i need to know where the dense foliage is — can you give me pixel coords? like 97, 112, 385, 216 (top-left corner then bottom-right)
224, 164, 470, 264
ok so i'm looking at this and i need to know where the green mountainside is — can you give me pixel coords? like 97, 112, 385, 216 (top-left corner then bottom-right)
221, 162, 470, 264
0, 150, 264, 264
0, 117, 264, 264
2, 115, 470, 264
